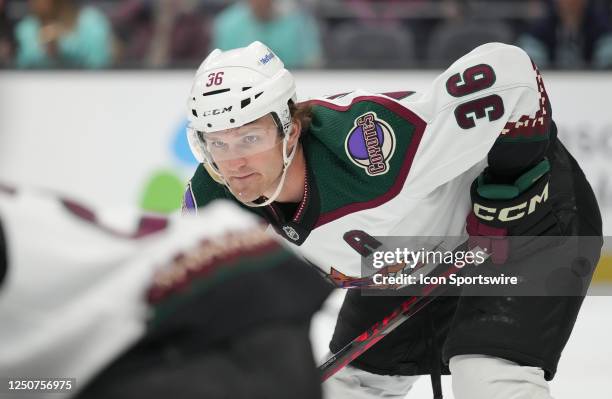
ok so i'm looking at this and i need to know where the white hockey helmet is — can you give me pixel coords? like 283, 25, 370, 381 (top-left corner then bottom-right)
186, 41, 299, 206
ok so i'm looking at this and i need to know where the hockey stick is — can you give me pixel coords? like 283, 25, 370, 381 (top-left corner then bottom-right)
319, 246, 488, 381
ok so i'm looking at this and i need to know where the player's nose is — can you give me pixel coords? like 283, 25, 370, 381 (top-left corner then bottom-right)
223, 156, 249, 172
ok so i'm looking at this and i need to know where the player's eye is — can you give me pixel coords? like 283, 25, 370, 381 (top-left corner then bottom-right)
242, 135, 261, 145
209, 140, 228, 150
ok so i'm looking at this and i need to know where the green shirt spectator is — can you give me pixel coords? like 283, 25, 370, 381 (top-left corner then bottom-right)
213, 0, 322, 68
15, 5, 111, 69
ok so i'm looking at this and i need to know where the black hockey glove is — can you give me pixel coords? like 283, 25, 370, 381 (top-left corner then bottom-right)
467, 159, 558, 264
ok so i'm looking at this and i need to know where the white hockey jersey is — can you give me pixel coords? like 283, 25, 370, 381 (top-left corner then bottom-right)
0, 186, 275, 397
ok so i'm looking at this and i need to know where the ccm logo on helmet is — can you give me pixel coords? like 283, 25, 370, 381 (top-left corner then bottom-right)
474, 183, 549, 222
203, 106, 233, 117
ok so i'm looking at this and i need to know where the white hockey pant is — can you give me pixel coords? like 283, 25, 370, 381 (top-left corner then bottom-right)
322, 364, 419, 399
450, 354, 553, 399
322, 355, 553, 399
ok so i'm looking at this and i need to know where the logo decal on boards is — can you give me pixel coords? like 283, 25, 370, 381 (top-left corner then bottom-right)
345, 112, 396, 176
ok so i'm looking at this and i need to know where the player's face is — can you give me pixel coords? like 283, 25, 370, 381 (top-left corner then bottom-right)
205, 115, 285, 202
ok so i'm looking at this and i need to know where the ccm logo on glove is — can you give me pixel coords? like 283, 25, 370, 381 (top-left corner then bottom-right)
474, 182, 549, 223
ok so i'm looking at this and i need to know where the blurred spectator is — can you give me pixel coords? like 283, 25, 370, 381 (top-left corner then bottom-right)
428, 21, 513, 67
14, 0, 112, 68
213, 0, 322, 68
325, 23, 416, 68
517, 0, 612, 69
111, 0, 210, 68
345, 0, 407, 25
0, 0, 15, 66
332, 0, 465, 65
343, 0, 432, 25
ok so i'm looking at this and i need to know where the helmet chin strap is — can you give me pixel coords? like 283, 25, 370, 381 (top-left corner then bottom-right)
235, 136, 297, 208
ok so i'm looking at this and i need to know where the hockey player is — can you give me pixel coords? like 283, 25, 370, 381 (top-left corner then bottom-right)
183, 41, 603, 398
0, 184, 331, 398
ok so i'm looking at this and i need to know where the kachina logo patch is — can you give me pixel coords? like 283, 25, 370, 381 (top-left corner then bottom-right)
345, 112, 396, 176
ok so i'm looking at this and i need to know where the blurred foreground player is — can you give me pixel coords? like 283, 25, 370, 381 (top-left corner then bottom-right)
0, 184, 331, 398
183, 41, 603, 398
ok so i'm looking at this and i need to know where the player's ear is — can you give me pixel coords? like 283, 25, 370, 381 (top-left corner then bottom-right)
288, 120, 301, 148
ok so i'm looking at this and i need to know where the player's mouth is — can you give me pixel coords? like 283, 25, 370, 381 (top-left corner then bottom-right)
230, 173, 256, 181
